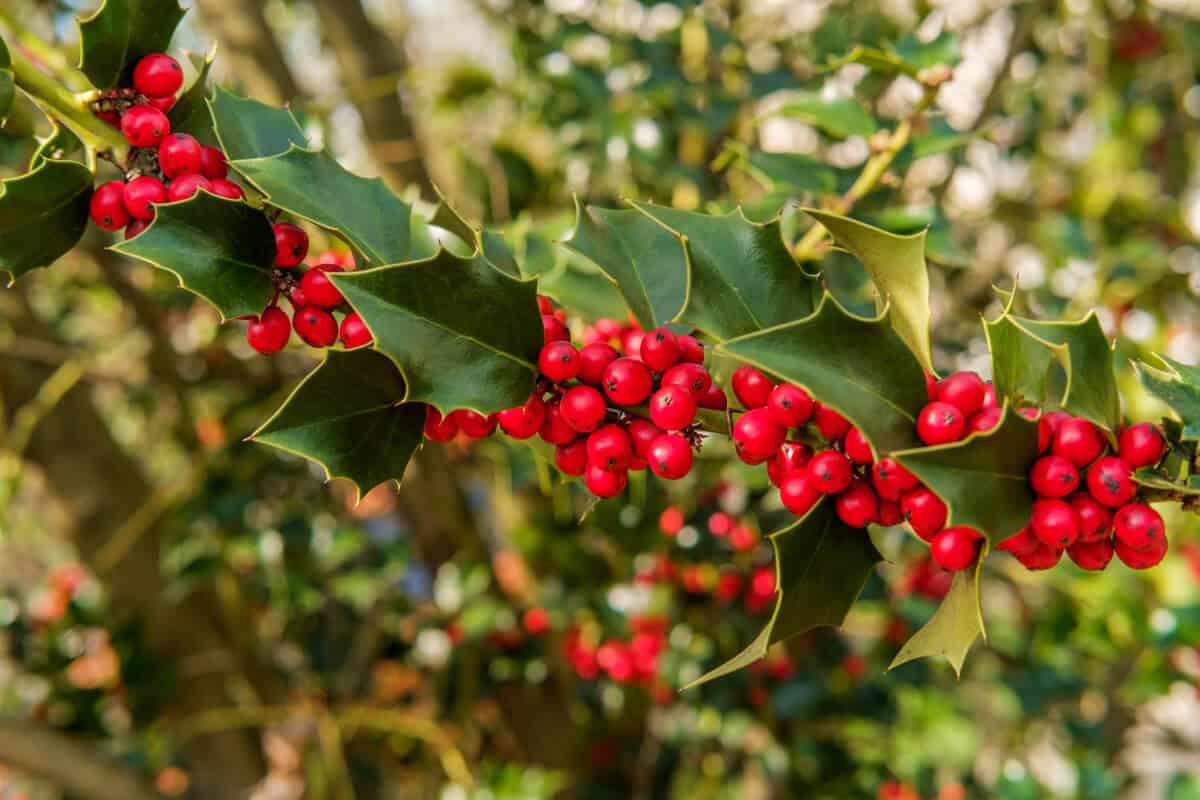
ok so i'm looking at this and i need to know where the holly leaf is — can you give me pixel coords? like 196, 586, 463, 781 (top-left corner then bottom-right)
251, 349, 424, 504
775, 91, 877, 139
563, 201, 689, 330
430, 189, 520, 277
804, 209, 933, 373
1132, 468, 1200, 498
232, 146, 418, 267
77, 0, 186, 89
330, 249, 541, 414
1137, 356, 1200, 441
112, 191, 275, 320
0, 35, 13, 122
893, 406, 1039, 544
209, 86, 307, 162
984, 313, 1063, 407
0, 159, 93, 285
890, 558, 983, 676
31, 122, 85, 168
628, 201, 821, 340
683, 500, 882, 689
168, 49, 216, 145
891, 32, 961, 72
716, 294, 928, 454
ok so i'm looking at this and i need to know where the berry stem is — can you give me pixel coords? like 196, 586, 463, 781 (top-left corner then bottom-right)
7, 47, 127, 153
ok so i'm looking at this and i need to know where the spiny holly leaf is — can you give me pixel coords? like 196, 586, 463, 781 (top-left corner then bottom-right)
890, 558, 983, 676
112, 191, 274, 320
894, 406, 1039, 544
31, 122, 85, 168
331, 249, 541, 414
168, 49, 216, 145
524, 232, 629, 321
1137, 356, 1200, 441
984, 313, 1062, 407
1132, 468, 1200, 498
0, 159, 93, 285
0, 35, 12, 122
430, 189, 519, 277
251, 349, 424, 504
232, 146, 418, 267
726, 147, 840, 194
77, 0, 186, 89
629, 201, 821, 340
804, 209, 933, 373
209, 86, 307, 162
717, 294, 927, 454
774, 91, 877, 139
563, 201, 688, 330
684, 500, 882, 689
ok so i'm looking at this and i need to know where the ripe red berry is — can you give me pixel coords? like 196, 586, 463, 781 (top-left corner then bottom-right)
451, 409, 496, 438
901, 488, 947, 541
542, 314, 569, 344
498, 395, 546, 439
1030, 498, 1079, 548
338, 311, 372, 347
1052, 417, 1104, 467
767, 441, 811, 487
555, 438, 588, 475
621, 328, 643, 355
731, 365, 773, 409
877, 501, 903, 527
585, 462, 627, 498
835, 479, 878, 528
1029, 455, 1080, 498
209, 179, 244, 200
982, 381, 998, 409
538, 341, 580, 383
1113, 503, 1164, 550
648, 433, 693, 479
1113, 532, 1167, 569
766, 383, 813, 428
1119, 422, 1165, 468
292, 305, 338, 347
120, 105, 169, 148
732, 408, 786, 464
931, 526, 982, 571
199, 146, 228, 180
967, 406, 1002, 435
924, 372, 937, 401
640, 327, 680, 371
577, 342, 618, 385
122, 175, 167, 221
166, 172, 211, 201
649, 385, 697, 431
872, 457, 920, 501
697, 384, 728, 410
677, 334, 704, 364
299, 265, 344, 308
537, 295, 554, 315
132, 53, 183, 98
1086, 456, 1136, 508
1015, 542, 1063, 571
561, 385, 608, 433
522, 607, 551, 635
157, 133, 203, 178
661, 363, 711, 399
539, 399, 577, 445
626, 418, 663, 460
273, 222, 309, 268
936, 371, 986, 416
659, 506, 685, 535
587, 424, 633, 471
812, 403, 852, 440
1070, 493, 1113, 542
147, 95, 175, 113
124, 218, 149, 239
603, 358, 653, 406
424, 407, 458, 441
89, 181, 130, 230
1067, 539, 1114, 571
807, 450, 853, 495
842, 427, 873, 465
246, 306, 291, 354
996, 525, 1040, 557
780, 473, 821, 516
917, 402, 966, 445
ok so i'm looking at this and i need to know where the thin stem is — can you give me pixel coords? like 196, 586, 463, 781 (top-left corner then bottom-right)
8, 47, 125, 151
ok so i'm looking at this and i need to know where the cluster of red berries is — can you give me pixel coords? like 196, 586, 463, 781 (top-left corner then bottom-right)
88, 53, 244, 238
243, 229, 370, 354
563, 616, 668, 690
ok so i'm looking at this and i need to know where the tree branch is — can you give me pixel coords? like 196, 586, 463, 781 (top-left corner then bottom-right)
0, 719, 158, 800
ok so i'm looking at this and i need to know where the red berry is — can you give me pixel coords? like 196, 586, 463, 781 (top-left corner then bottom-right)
1067, 539, 1114, 571
292, 305, 338, 347
542, 314, 569, 344
577, 342, 619, 385
924, 372, 937, 400
621, 328, 643, 355
901, 488, 947, 541
122, 175, 167, 221
626, 418, 663, 460
780, 473, 821, 516
603, 358, 653, 406
89, 181, 130, 230
767, 441, 811, 487
299, 265, 344, 308
697, 384, 728, 410
587, 424, 633, 471
246, 306, 291, 353
585, 463, 627, 498
1015, 542, 1063, 571
560, 385, 607, 433
931, 526, 982, 571
157, 133, 202, 178
498, 394, 547, 439
649, 385, 696, 431
982, 381, 998, 409
555, 438, 588, 475
147, 95, 175, 113
1029, 455, 1080, 498
273, 222, 309, 268
678, 334, 704, 364
338, 312, 371, 347
124, 218, 149, 239
936, 371, 986, 416
731, 365, 772, 408
1112, 503, 1164, 550
209, 179, 244, 200
807, 450, 853, 494
199, 146, 228, 180
537, 295, 554, 315
917, 402, 966, 445
659, 506, 685, 535
877, 501, 903, 526
132, 53, 183, 98
424, 407, 458, 441
812, 403, 852, 440
732, 408, 786, 464
522, 607, 551, 635
648, 433, 693, 479
1086, 456, 1136, 508
967, 406, 1002, 435
1114, 532, 1168, 569
835, 479, 878, 528
1118, 422, 1165, 468
640, 327, 680, 371
538, 341, 580, 383
1070, 493, 1113, 542
539, 399, 577, 445
872, 457, 920, 501
1052, 417, 1105, 467
1030, 498, 1079, 548
708, 513, 732, 537
451, 409, 496, 438
842, 427, 873, 465
120, 105, 169, 147
166, 173, 211, 201
766, 383, 813, 428
661, 363, 711, 399
996, 525, 1040, 557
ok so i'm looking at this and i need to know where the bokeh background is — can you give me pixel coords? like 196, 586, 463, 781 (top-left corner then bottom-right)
3, 0, 1200, 798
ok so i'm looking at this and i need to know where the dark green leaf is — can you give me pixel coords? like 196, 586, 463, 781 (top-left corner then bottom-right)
30, 122, 85, 168
775, 91, 877, 139
0, 159, 93, 284
1137, 356, 1200, 441
168, 49, 216, 145
984, 314, 1062, 407
891, 32, 961, 72
112, 191, 274, 320
331, 249, 541, 414
430, 189, 520, 277
684, 500, 881, 689
890, 559, 983, 676
717, 294, 927, 454
209, 86, 306, 161
911, 119, 972, 159
251, 349, 424, 503
77, 0, 186, 89
1132, 468, 1200, 498
742, 150, 839, 194
0, 35, 12, 122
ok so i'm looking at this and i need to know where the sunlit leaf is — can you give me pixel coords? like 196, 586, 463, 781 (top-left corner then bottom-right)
890, 558, 983, 676
77, 0, 186, 89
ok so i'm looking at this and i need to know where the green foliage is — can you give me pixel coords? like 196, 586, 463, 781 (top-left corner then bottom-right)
0, 35, 12, 122
168, 50, 216, 145
209, 86, 307, 161
76, 0, 186, 89
431, 190, 520, 277
775, 91, 877, 139
30, 122, 84, 168
1138, 356, 1200, 441
891, 561, 984, 676
0, 158, 93, 284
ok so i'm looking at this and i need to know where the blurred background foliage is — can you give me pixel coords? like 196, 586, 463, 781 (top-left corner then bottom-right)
2, 0, 1200, 798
